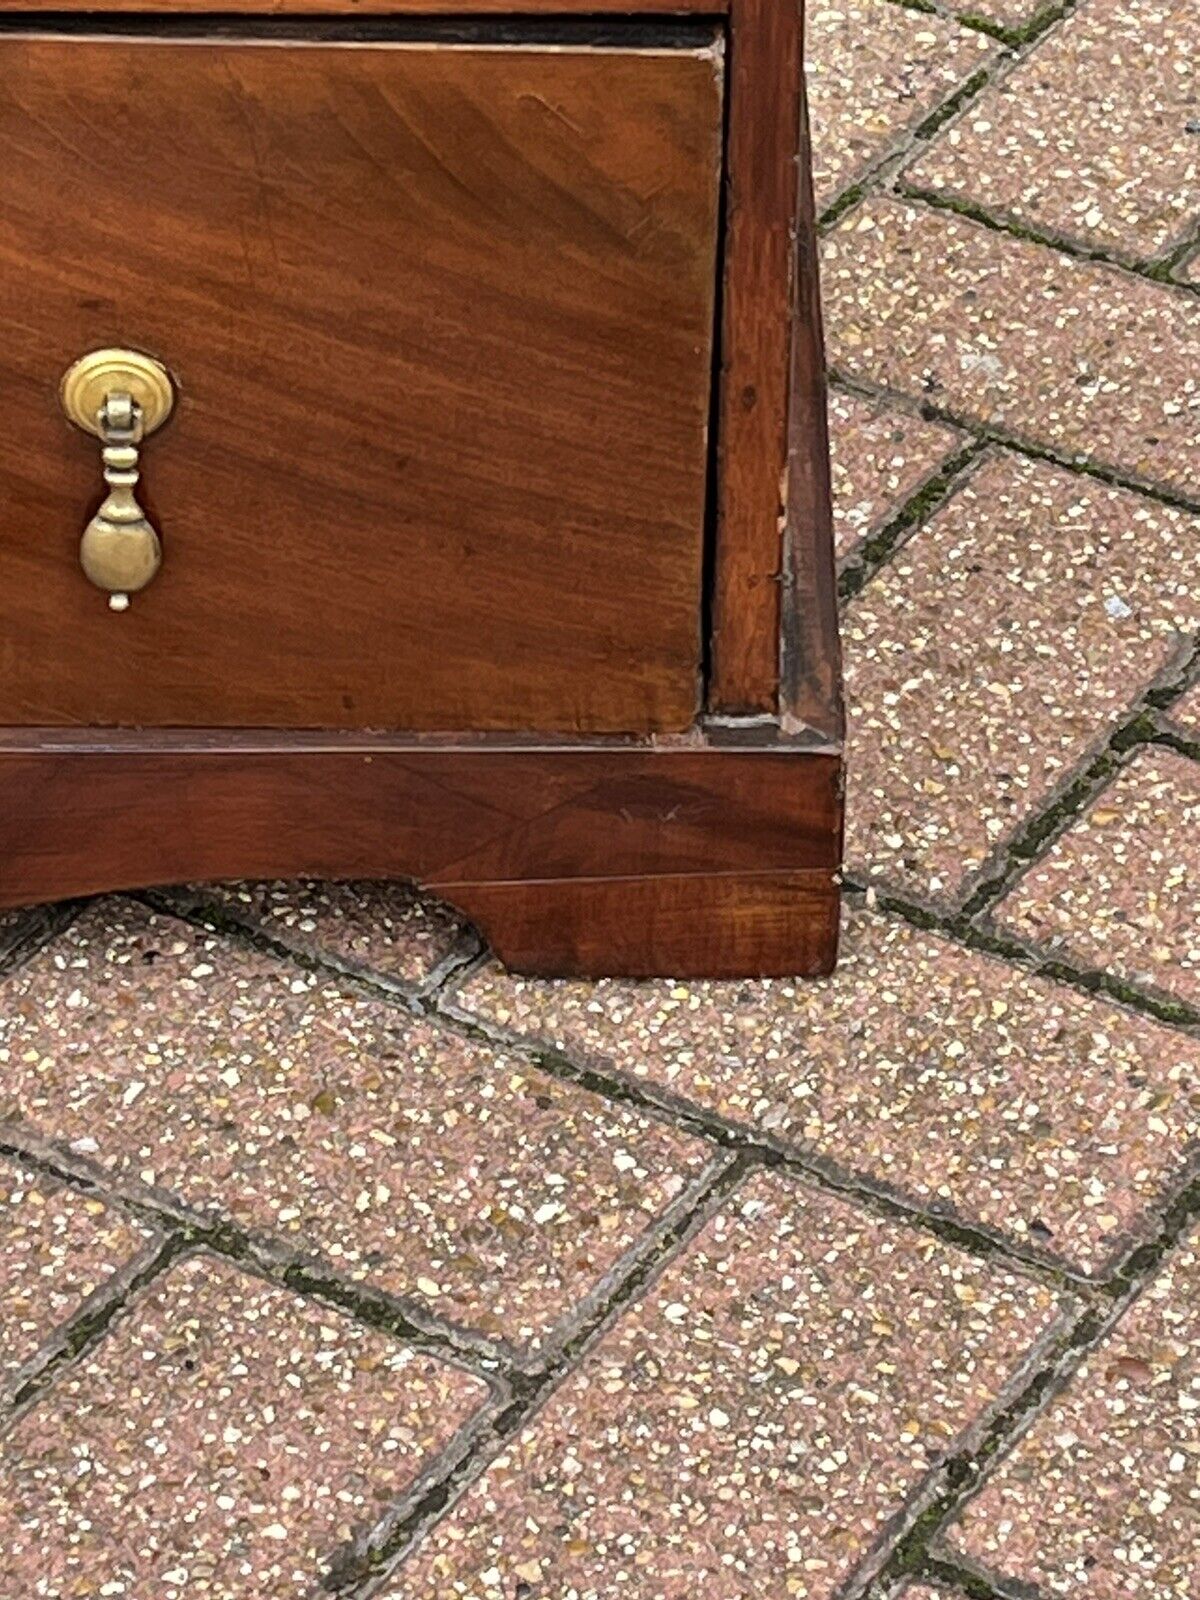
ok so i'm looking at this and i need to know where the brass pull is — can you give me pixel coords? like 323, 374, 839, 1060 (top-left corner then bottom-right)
60, 348, 175, 611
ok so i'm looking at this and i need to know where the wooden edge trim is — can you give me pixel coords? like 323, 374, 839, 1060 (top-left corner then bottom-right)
0, 0, 729, 15
446, 871, 840, 977
780, 64, 842, 741
708, 0, 804, 715
0, 733, 841, 976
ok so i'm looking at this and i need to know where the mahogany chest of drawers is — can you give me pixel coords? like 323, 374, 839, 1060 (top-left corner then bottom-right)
0, 0, 842, 977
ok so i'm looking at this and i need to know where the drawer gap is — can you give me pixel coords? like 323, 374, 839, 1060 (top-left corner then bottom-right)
0, 12, 723, 47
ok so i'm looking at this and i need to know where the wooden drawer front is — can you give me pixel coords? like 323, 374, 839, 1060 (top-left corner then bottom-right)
0, 34, 722, 730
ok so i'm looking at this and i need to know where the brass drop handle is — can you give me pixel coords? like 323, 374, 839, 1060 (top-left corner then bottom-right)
60, 348, 175, 611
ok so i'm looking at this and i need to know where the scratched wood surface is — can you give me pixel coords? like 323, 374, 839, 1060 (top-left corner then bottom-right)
0, 36, 722, 730
0, 732, 842, 976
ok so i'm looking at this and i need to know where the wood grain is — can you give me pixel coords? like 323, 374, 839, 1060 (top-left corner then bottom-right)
781, 66, 842, 741
0, 0, 725, 12
0, 730, 841, 977
708, 0, 804, 715
0, 36, 721, 731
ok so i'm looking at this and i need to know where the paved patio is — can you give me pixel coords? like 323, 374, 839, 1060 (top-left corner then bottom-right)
2, 0, 1198, 1594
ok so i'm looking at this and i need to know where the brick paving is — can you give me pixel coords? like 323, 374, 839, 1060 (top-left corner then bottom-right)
453, 913, 1197, 1277
943, 1224, 1200, 1597
904, 0, 1200, 262
1, 3, 1198, 1597
806, 0, 993, 210
994, 749, 1200, 1009
0, 901, 711, 1361
0, 1158, 154, 1391
828, 389, 967, 565
1170, 679, 1200, 731
167, 879, 474, 991
393, 1172, 1067, 1600
824, 198, 1200, 501
843, 451, 1200, 905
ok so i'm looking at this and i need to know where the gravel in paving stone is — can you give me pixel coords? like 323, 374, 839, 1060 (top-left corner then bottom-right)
0, 1253, 487, 1598
946, 1223, 1200, 1598
823, 196, 1200, 498
0, 901, 711, 1356
390, 1169, 1065, 1600
842, 450, 1200, 903
1169, 681, 1200, 730
829, 389, 965, 563
175, 880, 469, 988
995, 749, 1200, 1008
806, 0, 992, 210
454, 906, 1199, 1275
906, 0, 1200, 261
0, 1157, 154, 1384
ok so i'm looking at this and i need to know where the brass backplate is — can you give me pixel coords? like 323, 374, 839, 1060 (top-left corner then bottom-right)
60, 348, 175, 438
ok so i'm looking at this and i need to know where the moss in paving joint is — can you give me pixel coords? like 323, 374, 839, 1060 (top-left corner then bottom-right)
848, 865, 1200, 1034
883, 1171, 1200, 1582
437, 995, 742, 1149
0, 1127, 513, 1386
441, 990, 1094, 1288
916, 1551, 1032, 1600
966, 0, 1075, 48
820, 177, 874, 234
344, 1155, 751, 1589
880, 1297, 1108, 1582
276, 1259, 509, 1378
880, 0, 940, 16
1104, 1171, 1200, 1299
958, 734, 1144, 918
896, 183, 1185, 288
1146, 223, 1200, 287
817, 45, 1000, 237
951, 12, 1019, 42
1152, 725, 1200, 763
840, 440, 987, 601
960, 694, 1195, 922
7, 1233, 185, 1420
827, 366, 1200, 519
1037, 956, 1200, 1029
909, 68, 997, 147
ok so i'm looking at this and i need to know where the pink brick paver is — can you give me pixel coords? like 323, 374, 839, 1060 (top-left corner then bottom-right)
390, 1170, 1066, 1600
829, 389, 965, 563
806, 0, 992, 210
1, 1157, 154, 1386
0, 1253, 488, 1598
995, 749, 1200, 1008
454, 907, 1198, 1275
945, 1225, 1200, 1598
176, 879, 470, 987
843, 451, 1200, 903
824, 197, 1200, 499
906, 0, 1200, 261
0, 901, 711, 1357
1169, 681, 1200, 730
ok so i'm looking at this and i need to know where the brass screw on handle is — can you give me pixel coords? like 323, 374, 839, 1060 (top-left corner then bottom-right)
60, 348, 175, 610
